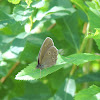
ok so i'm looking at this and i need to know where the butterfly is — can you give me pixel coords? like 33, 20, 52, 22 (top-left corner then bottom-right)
36, 37, 58, 72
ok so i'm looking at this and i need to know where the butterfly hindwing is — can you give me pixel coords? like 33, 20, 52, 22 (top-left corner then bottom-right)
38, 37, 54, 64
41, 46, 58, 68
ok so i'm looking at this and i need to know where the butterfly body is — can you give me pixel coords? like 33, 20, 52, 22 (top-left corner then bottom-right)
36, 63, 44, 70
36, 37, 58, 70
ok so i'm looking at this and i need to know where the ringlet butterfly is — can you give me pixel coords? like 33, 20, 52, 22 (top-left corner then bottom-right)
36, 37, 58, 76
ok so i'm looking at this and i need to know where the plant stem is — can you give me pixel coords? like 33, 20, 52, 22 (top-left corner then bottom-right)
29, 15, 33, 31
0, 61, 20, 84
69, 64, 76, 76
79, 36, 88, 53
83, 38, 93, 73
69, 36, 89, 77
47, 23, 56, 31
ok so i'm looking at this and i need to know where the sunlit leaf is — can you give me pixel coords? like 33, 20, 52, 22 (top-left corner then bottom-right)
87, 28, 100, 50
8, 0, 20, 4
75, 85, 100, 100
15, 53, 100, 80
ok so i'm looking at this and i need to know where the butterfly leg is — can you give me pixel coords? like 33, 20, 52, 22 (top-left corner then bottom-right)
40, 69, 41, 79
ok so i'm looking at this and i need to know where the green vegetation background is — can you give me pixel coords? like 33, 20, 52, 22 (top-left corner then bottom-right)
0, 0, 100, 100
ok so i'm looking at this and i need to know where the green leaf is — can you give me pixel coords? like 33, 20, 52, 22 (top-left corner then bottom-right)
2, 49, 18, 59
8, 0, 20, 4
15, 54, 66, 80
66, 53, 100, 65
88, 11, 100, 32
36, 6, 76, 21
71, 0, 88, 14
13, 4, 35, 24
34, 0, 76, 21
56, 12, 80, 52
12, 82, 52, 100
93, 29, 100, 50
76, 72, 100, 83
49, 0, 73, 9
11, 37, 26, 55
47, 68, 69, 90
0, 34, 16, 53
30, 0, 45, 8
45, 6, 75, 17
54, 78, 76, 100
19, 41, 40, 63
86, 0, 100, 17
87, 28, 100, 50
0, 10, 24, 35
0, 52, 2, 62
86, 0, 100, 31
75, 85, 100, 100
71, 0, 100, 32
15, 53, 100, 80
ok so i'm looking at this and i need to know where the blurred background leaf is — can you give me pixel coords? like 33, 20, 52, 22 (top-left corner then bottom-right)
54, 78, 76, 100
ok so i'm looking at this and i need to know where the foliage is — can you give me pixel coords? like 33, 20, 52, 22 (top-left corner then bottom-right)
75, 85, 100, 100
0, 0, 100, 100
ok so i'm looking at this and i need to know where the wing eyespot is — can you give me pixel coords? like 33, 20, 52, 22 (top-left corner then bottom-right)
48, 51, 51, 55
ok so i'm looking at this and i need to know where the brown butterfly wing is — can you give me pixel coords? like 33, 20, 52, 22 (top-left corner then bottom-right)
38, 37, 54, 64
41, 46, 58, 68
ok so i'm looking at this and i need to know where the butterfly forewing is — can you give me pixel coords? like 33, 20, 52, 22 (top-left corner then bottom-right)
41, 46, 58, 68
38, 37, 54, 64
